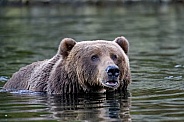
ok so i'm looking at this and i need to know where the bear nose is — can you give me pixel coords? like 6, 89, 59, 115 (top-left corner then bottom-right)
105, 65, 120, 77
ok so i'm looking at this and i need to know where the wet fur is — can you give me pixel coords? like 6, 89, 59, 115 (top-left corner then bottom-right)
3, 37, 131, 94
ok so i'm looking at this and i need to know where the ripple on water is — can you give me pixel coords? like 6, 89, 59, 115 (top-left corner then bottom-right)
174, 64, 184, 68
130, 59, 184, 121
164, 64, 184, 81
130, 84, 184, 121
0, 76, 8, 82
164, 75, 183, 80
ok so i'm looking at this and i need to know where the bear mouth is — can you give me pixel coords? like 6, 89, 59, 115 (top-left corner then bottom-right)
104, 80, 118, 88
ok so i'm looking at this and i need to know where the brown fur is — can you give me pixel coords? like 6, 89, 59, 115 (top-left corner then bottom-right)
3, 37, 131, 94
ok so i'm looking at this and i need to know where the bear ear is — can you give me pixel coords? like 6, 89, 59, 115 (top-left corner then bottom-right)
58, 38, 76, 58
114, 36, 129, 55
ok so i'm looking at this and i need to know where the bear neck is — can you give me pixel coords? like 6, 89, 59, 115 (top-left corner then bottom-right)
47, 59, 83, 94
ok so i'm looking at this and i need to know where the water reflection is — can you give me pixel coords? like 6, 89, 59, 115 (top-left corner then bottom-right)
45, 93, 130, 122
0, 92, 131, 122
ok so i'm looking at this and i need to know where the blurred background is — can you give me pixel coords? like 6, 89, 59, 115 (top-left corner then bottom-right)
1, 0, 184, 5
0, 0, 184, 122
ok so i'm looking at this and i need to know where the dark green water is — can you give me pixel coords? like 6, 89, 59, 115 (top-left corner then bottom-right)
0, 3, 184, 122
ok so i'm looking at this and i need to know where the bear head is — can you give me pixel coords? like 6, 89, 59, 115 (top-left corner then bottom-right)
57, 37, 131, 93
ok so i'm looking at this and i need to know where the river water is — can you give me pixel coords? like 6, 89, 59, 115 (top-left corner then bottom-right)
0, 3, 184, 122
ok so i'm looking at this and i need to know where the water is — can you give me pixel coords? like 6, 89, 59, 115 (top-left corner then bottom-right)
0, 3, 184, 122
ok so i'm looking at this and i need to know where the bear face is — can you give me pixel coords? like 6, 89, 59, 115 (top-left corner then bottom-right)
61, 37, 131, 93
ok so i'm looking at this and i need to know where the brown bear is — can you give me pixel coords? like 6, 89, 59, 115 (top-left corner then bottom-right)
3, 36, 131, 94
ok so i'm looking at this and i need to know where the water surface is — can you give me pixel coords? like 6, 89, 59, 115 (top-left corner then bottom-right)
0, 3, 184, 122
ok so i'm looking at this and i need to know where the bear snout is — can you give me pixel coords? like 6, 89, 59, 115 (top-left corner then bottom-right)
105, 65, 120, 78
101, 65, 120, 89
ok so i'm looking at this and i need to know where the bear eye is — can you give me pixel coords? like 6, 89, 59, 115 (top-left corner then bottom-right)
91, 55, 99, 62
111, 54, 118, 61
